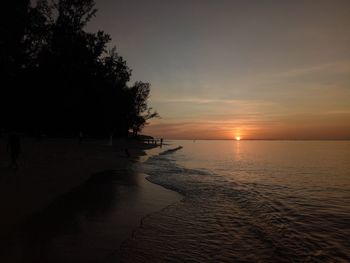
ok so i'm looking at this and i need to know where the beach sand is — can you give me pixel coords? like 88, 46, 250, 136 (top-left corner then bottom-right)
0, 137, 181, 262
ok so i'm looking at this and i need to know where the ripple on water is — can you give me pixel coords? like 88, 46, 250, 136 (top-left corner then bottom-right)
118, 142, 350, 262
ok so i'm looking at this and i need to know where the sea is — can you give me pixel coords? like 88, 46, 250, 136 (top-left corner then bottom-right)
118, 140, 350, 262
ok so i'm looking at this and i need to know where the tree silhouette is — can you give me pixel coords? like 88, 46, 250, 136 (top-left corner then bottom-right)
0, 0, 158, 138
129, 82, 159, 137
99, 47, 132, 136
0, 0, 30, 130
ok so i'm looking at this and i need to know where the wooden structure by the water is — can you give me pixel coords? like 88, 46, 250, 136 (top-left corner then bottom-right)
143, 138, 162, 145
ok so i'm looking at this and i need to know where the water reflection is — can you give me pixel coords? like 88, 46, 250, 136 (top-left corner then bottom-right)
118, 141, 350, 262
234, 140, 241, 161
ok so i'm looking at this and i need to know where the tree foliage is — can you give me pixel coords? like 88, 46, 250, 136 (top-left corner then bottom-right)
129, 81, 159, 136
0, 0, 158, 137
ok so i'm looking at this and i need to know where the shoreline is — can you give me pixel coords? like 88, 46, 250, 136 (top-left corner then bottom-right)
0, 137, 182, 262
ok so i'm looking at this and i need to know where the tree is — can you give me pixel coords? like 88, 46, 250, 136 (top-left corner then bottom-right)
0, 0, 30, 74
31, 0, 110, 135
129, 81, 159, 137
99, 47, 132, 136
0, 0, 158, 138
0, 0, 30, 130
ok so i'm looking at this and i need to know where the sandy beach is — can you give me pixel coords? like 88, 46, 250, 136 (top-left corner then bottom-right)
0, 137, 181, 262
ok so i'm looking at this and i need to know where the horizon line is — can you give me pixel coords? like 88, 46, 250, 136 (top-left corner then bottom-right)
157, 138, 350, 141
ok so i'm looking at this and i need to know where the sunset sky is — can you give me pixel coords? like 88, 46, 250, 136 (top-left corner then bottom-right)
89, 0, 350, 139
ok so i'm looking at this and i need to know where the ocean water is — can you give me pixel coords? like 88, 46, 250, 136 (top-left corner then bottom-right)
118, 140, 350, 262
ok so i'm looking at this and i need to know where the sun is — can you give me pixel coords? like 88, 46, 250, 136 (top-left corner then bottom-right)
236, 136, 241, 141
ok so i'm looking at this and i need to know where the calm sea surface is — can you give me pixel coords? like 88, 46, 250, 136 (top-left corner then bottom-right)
119, 140, 350, 262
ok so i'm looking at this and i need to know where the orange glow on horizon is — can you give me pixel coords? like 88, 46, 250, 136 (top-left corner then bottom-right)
143, 119, 350, 140
236, 136, 241, 141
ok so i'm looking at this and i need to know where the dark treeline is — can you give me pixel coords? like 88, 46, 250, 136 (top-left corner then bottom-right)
0, 0, 158, 138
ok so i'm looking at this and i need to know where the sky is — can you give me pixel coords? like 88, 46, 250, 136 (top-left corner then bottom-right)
88, 0, 350, 140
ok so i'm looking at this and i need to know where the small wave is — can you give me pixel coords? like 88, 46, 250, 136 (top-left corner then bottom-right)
159, 146, 183, 155
119, 142, 350, 262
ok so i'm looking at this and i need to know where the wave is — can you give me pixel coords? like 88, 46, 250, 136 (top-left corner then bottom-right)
118, 143, 350, 262
159, 146, 183, 155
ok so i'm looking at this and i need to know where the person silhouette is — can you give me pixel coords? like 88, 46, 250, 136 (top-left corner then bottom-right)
7, 133, 21, 169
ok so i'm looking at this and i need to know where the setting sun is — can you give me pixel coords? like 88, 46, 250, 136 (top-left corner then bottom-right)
236, 136, 241, 141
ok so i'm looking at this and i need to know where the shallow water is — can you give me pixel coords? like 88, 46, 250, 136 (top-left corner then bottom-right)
118, 140, 350, 262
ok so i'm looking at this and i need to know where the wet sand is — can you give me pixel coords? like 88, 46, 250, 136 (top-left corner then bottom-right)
0, 138, 181, 262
